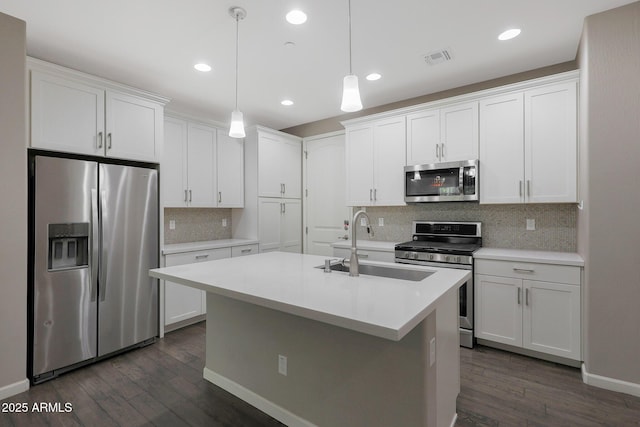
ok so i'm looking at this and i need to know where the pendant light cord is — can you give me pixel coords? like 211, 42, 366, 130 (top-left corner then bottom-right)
234, 11, 240, 111
348, 0, 353, 75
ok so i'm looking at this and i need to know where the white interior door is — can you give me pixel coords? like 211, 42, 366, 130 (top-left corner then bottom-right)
303, 132, 350, 256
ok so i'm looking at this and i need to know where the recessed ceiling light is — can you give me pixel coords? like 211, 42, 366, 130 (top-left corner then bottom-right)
366, 73, 382, 81
281, 99, 294, 106
498, 28, 521, 41
194, 63, 212, 72
286, 10, 307, 25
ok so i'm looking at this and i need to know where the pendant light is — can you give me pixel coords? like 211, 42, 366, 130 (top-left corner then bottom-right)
340, 0, 362, 112
229, 6, 246, 138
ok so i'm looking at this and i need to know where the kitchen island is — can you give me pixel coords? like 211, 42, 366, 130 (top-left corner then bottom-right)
149, 251, 469, 427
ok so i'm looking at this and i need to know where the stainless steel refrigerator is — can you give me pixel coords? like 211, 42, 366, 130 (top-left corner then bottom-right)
29, 153, 159, 384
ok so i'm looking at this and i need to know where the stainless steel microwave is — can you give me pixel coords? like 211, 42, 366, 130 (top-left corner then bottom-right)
404, 160, 479, 202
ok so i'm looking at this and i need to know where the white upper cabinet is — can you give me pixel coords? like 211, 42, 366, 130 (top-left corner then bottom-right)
440, 101, 479, 162
345, 115, 406, 206
216, 129, 245, 207
406, 101, 478, 166
258, 132, 301, 198
480, 81, 577, 204
29, 60, 167, 162
105, 91, 162, 162
162, 117, 244, 208
406, 108, 440, 165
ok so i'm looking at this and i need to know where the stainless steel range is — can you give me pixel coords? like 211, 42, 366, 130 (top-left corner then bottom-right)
395, 221, 482, 348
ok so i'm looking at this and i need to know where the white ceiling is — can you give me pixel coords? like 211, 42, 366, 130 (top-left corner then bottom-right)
0, 1, 635, 131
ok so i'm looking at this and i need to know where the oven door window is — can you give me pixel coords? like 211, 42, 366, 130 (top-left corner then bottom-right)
406, 168, 461, 197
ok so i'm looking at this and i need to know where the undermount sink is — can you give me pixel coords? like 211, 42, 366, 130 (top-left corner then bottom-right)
316, 262, 433, 282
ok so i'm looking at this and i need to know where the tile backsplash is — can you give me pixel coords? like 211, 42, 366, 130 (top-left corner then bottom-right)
164, 208, 232, 244
357, 203, 577, 252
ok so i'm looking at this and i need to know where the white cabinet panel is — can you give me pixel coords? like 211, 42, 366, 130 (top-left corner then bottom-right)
480, 81, 577, 204
164, 247, 231, 327
406, 109, 440, 165
525, 82, 577, 203
163, 118, 189, 207
475, 258, 581, 362
29, 64, 165, 162
187, 123, 217, 207
281, 199, 302, 253
216, 130, 244, 207
345, 116, 405, 206
475, 274, 523, 346
30, 70, 105, 156
479, 92, 525, 204
105, 90, 161, 162
440, 101, 478, 162
258, 198, 301, 253
258, 133, 301, 198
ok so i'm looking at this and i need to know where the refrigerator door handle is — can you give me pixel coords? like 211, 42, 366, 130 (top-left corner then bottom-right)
99, 189, 108, 302
90, 189, 99, 302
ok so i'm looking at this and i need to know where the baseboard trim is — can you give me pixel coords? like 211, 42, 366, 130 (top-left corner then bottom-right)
0, 379, 29, 401
203, 367, 316, 427
582, 363, 640, 398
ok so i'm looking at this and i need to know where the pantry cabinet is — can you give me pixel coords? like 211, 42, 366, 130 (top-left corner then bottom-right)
232, 126, 302, 253
29, 60, 166, 162
479, 81, 577, 204
163, 116, 244, 208
406, 101, 478, 166
475, 258, 581, 362
345, 115, 406, 206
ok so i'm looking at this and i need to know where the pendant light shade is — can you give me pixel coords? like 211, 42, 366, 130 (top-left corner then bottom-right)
229, 7, 246, 138
340, 0, 362, 112
229, 109, 246, 138
341, 74, 362, 112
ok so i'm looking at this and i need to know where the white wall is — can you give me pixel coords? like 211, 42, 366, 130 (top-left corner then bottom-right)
578, 1, 640, 391
0, 11, 28, 399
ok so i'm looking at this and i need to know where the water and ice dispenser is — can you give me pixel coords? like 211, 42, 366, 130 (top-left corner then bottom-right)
48, 223, 89, 271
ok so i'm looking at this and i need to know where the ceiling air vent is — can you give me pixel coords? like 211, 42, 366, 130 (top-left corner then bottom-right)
423, 49, 453, 66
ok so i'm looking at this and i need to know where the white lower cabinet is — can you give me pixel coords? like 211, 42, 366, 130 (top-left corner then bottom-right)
475, 259, 581, 362
332, 246, 395, 263
258, 198, 301, 253
164, 247, 231, 328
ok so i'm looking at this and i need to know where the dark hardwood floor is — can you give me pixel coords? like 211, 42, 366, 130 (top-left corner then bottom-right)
2, 322, 640, 426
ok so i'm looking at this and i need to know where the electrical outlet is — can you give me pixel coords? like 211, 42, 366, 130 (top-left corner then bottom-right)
526, 219, 536, 231
429, 337, 436, 367
378, 217, 384, 226
278, 354, 287, 376
169, 220, 175, 230
222, 218, 228, 227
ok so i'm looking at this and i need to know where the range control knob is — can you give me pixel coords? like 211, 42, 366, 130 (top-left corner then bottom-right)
428, 254, 434, 261
445, 255, 451, 262
455, 256, 461, 263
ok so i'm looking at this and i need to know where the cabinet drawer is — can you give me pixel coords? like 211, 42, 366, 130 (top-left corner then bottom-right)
165, 247, 231, 266
475, 259, 580, 285
232, 244, 259, 257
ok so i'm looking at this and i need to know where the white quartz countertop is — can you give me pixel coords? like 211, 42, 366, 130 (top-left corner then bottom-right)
149, 251, 469, 341
475, 248, 584, 267
331, 240, 400, 251
162, 239, 259, 255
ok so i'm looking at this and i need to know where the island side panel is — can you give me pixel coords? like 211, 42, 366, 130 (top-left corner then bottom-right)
204, 293, 436, 427
436, 286, 460, 427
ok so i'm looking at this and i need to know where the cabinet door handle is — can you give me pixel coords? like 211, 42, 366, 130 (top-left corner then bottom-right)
184, 189, 188, 203
280, 183, 284, 195
283, 202, 286, 214
107, 133, 112, 150
513, 268, 535, 273
369, 189, 373, 201
358, 253, 369, 259
373, 189, 377, 201
240, 248, 252, 254
283, 183, 286, 195
519, 181, 523, 197
218, 192, 222, 203
517, 288, 521, 305
527, 180, 531, 197
440, 143, 445, 160
436, 144, 440, 161
195, 254, 209, 260
189, 189, 192, 202
525, 288, 530, 306
97, 132, 103, 149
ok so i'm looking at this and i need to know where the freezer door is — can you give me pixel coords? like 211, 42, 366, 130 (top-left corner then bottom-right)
98, 163, 158, 356
32, 156, 98, 377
